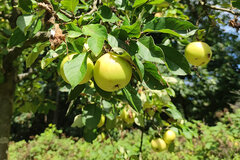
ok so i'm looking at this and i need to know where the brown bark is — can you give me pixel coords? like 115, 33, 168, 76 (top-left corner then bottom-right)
0, 64, 16, 160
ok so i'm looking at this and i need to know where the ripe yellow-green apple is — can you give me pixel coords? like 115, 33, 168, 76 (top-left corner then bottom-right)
154, 12, 162, 17
59, 54, 94, 84
120, 108, 135, 124
151, 138, 167, 152
185, 41, 212, 66
93, 53, 132, 92
97, 114, 105, 128
163, 130, 176, 144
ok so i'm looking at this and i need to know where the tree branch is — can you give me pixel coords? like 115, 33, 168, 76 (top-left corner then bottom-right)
17, 68, 33, 81
199, 0, 240, 16
4, 32, 50, 71
59, 9, 74, 19
86, 0, 98, 15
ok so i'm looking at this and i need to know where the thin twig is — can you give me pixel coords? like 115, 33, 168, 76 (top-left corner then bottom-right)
199, 0, 240, 16
17, 68, 33, 81
86, 0, 98, 15
59, 9, 74, 19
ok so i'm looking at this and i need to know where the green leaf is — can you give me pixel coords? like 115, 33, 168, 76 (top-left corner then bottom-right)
98, 6, 120, 23
148, 0, 173, 5
41, 45, 65, 69
68, 84, 85, 101
165, 103, 182, 120
82, 24, 107, 56
121, 20, 141, 38
57, 12, 71, 22
16, 14, 34, 33
67, 30, 82, 38
232, 0, 240, 9
83, 128, 98, 142
159, 45, 190, 75
63, 53, 87, 88
32, 19, 42, 35
133, 0, 148, 8
83, 104, 102, 130
8, 28, 27, 48
137, 36, 165, 64
168, 142, 175, 152
26, 42, 49, 68
105, 116, 116, 130
134, 114, 144, 127
143, 17, 197, 32
102, 100, 112, 113
122, 84, 142, 112
134, 56, 144, 81
87, 37, 105, 56
61, 0, 79, 13
144, 28, 183, 37
71, 114, 86, 128
142, 62, 168, 90
69, 37, 85, 53
18, 0, 32, 13
107, 34, 129, 52
82, 24, 108, 39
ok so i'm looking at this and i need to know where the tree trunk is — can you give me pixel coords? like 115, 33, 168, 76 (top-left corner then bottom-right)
0, 65, 16, 160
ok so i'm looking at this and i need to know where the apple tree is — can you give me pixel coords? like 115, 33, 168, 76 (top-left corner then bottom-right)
0, 0, 226, 159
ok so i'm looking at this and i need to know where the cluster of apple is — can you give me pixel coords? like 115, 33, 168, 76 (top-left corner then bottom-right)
59, 52, 132, 92
151, 130, 176, 152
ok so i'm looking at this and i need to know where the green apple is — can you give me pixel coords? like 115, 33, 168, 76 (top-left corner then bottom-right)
185, 41, 212, 66
60, 54, 94, 84
163, 130, 176, 144
151, 138, 167, 152
93, 53, 132, 92
146, 108, 155, 117
120, 108, 135, 124
97, 114, 105, 128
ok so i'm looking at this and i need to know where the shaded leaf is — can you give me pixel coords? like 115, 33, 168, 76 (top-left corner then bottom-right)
143, 17, 197, 32
68, 84, 85, 101
121, 20, 141, 38
26, 42, 49, 68
142, 62, 168, 90
159, 45, 190, 75
98, 6, 120, 23
8, 28, 27, 48
83, 104, 102, 130
18, 0, 32, 13
122, 84, 142, 112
